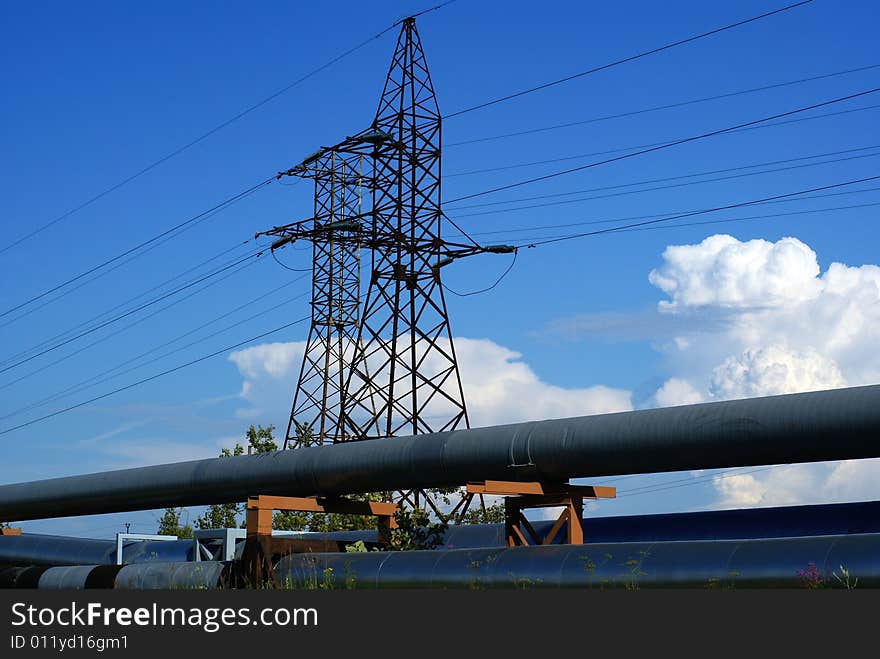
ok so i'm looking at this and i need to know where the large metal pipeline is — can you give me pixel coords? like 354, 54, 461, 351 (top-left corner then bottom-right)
2, 385, 880, 521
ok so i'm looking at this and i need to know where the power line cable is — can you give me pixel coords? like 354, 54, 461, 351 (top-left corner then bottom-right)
0, 284, 310, 421
0, 250, 266, 376
445, 0, 815, 118
0, 317, 311, 437
271, 247, 312, 272
448, 185, 880, 241
401, 0, 460, 22
0, 177, 273, 320
447, 150, 880, 219
0, 241, 267, 369
440, 211, 483, 248
443, 250, 518, 297
487, 201, 880, 245
613, 200, 880, 235
520, 175, 880, 248
447, 88, 880, 204
445, 103, 880, 179
617, 465, 780, 498
0, 235, 252, 333
446, 143, 880, 209
0, 253, 270, 393
445, 63, 879, 147
13, 278, 307, 412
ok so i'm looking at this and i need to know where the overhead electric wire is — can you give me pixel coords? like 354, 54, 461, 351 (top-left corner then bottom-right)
447, 144, 880, 208
0, 0, 462, 256
0, 317, 311, 437
0, 177, 273, 320
443, 250, 518, 297
30, 276, 308, 408
488, 202, 880, 245
446, 87, 880, 204
402, 0, 459, 22
620, 201, 880, 234
446, 150, 880, 219
518, 175, 880, 248
0, 252, 272, 394
444, 103, 880, 179
617, 465, 780, 498
271, 247, 313, 272
447, 185, 880, 242
0, 250, 266, 376
0, 235, 253, 333
440, 210, 483, 248
0, 241, 268, 369
445, 0, 815, 118
0, 283, 310, 422
445, 62, 879, 147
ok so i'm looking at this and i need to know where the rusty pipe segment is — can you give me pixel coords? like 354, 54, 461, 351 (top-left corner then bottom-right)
2, 385, 880, 522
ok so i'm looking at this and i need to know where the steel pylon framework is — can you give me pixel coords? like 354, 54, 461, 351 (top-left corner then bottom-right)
257, 17, 514, 515
273, 151, 372, 447
341, 18, 468, 443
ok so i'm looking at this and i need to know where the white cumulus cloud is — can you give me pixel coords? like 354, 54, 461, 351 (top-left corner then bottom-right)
709, 344, 845, 400
648, 234, 822, 311
651, 377, 705, 407
227, 337, 631, 434
646, 233, 880, 506
452, 338, 632, 426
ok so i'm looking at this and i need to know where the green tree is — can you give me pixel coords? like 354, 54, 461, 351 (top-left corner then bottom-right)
193, 424, 279, 530
243, 423, 279, 454
460, 500, 505, 524
156, 507, 193, 539
379, 508, 448, 551
290, 420, 315, 446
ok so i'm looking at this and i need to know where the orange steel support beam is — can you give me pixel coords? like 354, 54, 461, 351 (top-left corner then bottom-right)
466, 481, 615, 547
467, 480, 616, 498
241, 495, 399, 587
245, 495, 398, 539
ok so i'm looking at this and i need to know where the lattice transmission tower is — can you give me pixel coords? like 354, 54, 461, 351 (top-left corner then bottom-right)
342, 18, 470, 442
258, 17, 513, 514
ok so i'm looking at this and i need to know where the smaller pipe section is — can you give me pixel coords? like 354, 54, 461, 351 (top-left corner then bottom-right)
38, 565, 99, 590
0, 534, 196, 567
114, 561, 228, 590
275, 533, 880, 589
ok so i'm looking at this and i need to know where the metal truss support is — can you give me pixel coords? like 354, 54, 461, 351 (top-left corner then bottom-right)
284, 151, 368, 447
343, 19, 467, 439
466, 480, 617, 546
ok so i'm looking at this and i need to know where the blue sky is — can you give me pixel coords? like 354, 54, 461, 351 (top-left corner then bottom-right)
1, 0, 879, 538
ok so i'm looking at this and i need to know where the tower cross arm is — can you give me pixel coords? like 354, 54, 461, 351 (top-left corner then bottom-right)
436, 242, 518, 268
